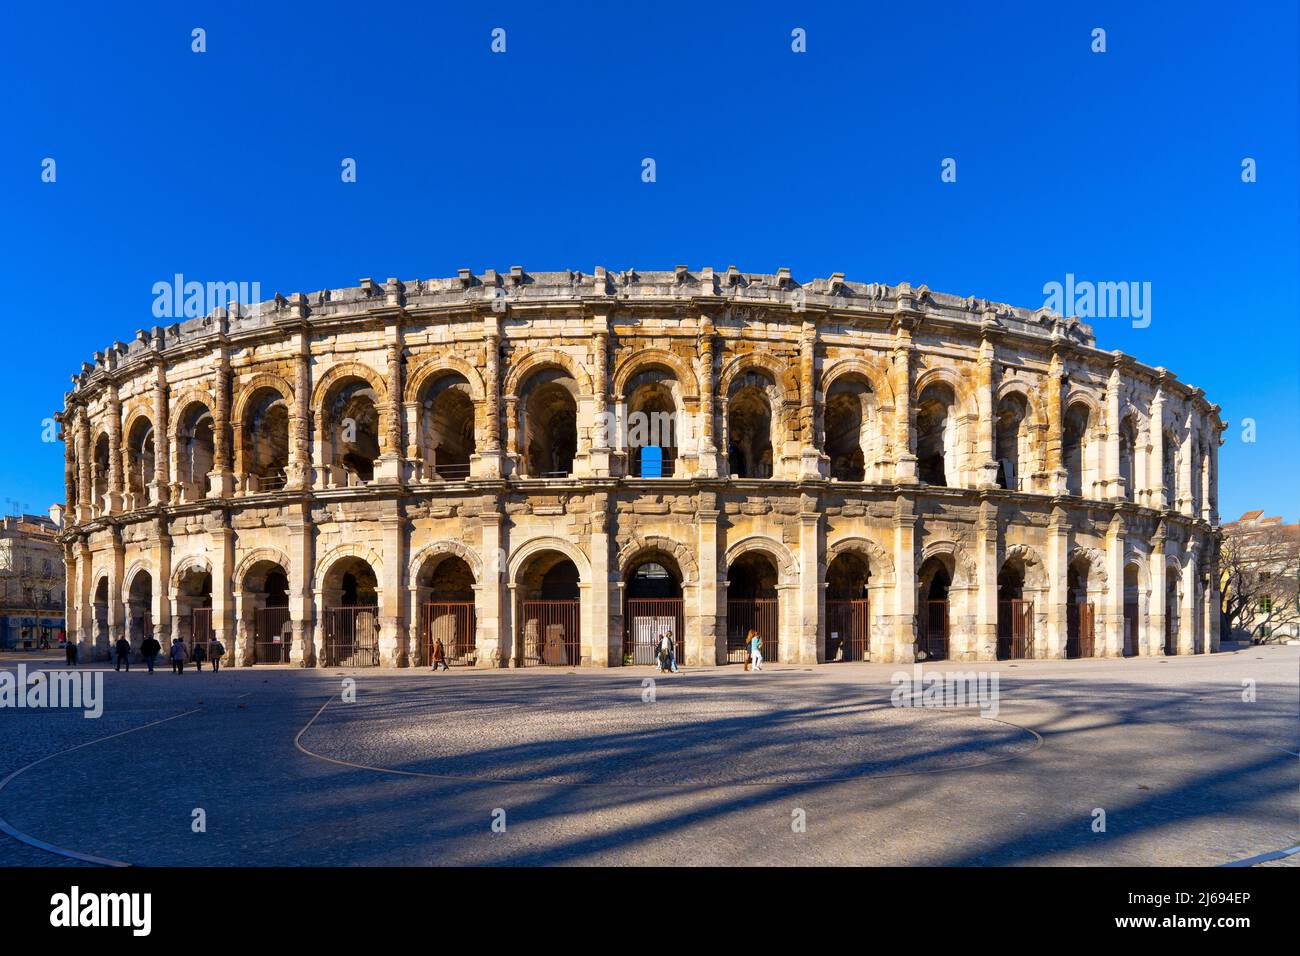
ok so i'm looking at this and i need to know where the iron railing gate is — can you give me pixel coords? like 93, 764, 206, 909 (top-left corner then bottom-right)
1123, 602, 1139, 656
624, 598, 684, 665
189, 607, 214, 658
421, 602, 476, 666
322, 606, 381, 667
919, 600, 948, 660
725, 599, 778, 664
1067, 602, 1096, 658
520, 600, 580, 666
997, 599, 1034, 659
1165, 612, 1176, 656
826, 599, 869, 662
253, 606, 292, 663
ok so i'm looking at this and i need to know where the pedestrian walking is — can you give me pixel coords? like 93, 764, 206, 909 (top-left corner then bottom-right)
748, 628, 763, 671
64, 640, 78, 666
114, 636, 131, 672
192, 641, 208, 672
169, 638, 187, 674
209, 639, 225, 673
431, 638, 449, 671
660, 631, 679, 673
140, 635, 161, 673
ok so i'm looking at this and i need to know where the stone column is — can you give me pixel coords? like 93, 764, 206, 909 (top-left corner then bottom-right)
288, 330, 311, 489
210, 523, 234, 667
696, 319, 721, 478
1104, 362, 1123, 499
798, 321, 825, 478
374, 329, 405, 483
474, 315, 504, 479
1207, 532, 1222, 652
379, 508, 404, 665
587, 492, 613, 665
974, 496, 998, 659
108, 526, 125, 650
1149, 387, 1166, 511
1207, 423, 1221, 522
891, 318, 918, 483
106, 384, 123, 513
154, 520, 171, 648
1179, 551, 1197, 655
1177, 414, 1195, 516
76, 407, 92, 523
587, 316, 613, 477
891, 494, 917, 662
1045, 505, 1069, 658
1044, 348, 1067, 495
975, 322, 1001, 488
477, 507, 505, 667
797, 496, 822, 662
1148, 522, 1167, 655
61, 415, 76, 516
208, 339, 234, 498
283, 502, 313, 666
1103, 512, 1126, 656
75, 538, 94, 660
694, 492, 722, 665
149, 361, 170, 504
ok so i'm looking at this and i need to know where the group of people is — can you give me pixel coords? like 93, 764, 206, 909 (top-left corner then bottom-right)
110, 636, 226, 674
653, 628, 765, 672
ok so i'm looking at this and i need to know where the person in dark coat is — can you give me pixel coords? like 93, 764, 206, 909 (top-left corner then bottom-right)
169, 638, 187, 674
140, 635, 161, 673
209, 639, 225, 674
192, 641, 208, 672
114, 637, 131, 672
64, 640, 78, 666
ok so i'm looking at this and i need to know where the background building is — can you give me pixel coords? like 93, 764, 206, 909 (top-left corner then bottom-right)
56, 267, 1224, 667
0, 507, 66, 649
1220, 510, 1300, 643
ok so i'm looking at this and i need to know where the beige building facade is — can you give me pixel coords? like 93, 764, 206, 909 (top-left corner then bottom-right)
56, 267, 1224, 667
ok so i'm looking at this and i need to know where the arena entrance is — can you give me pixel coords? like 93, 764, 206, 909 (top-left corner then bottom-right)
1066, 560, 1096, 658
321, 557, 381, 667
517, 552, 581, 666
1164, 575, 1179, 656
996, 559, 1034, 660
241, 560, 292, 664
126, 570, 154, 651
176, 566, 214, 659
916, 556, 950, 661
415, 553, 476, 667
825, 551, 870, 662
726, 551, 779, 664
623, 558, 683, 666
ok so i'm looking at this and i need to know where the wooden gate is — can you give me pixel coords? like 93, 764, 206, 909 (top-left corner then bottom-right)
1123, 601, 1139, 656
918, 600, 948, 660
253, 606, 291, 664
826, 599, 869, 662
322, 606, 381, 667
726, 599, 778, 664
189, 607, 214, 658
624, 598, 684, 665
421, 602, 476, 667
997, 600, 1034, 659
1067, 601, 1096, 658
520, 600, 580, 666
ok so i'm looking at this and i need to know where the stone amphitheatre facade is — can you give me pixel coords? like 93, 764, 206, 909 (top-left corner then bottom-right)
57, 266, 1224, 669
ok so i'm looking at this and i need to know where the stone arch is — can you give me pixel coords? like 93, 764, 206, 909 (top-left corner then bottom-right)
314, 543, 385, 592
821, 357, 893, 404
121, 405, 155, 447
1001, 543, 1049, 591
718, 351, 799, 406
507, 535, 591, 585
503, 348, 591, 398
617, 534, 699, 584
1123, 550, 1151, 591
170, 553, 213, 591
231, 372, 295, 426
168, 389, 215, 440
919, 539, 977, 588
121, 559, 154, 604
408, 539, 484, 585
1068, 547, 1109, 590
915, 365, 977, 417
404, 354, 485, 405
234, 547, 292, 587
310, 360, 389, 413
723, 535, 798, 585
823, 536, 896, 586
612, 348, 700, 401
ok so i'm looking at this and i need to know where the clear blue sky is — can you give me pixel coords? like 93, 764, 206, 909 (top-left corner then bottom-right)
2, 0, 1296, 521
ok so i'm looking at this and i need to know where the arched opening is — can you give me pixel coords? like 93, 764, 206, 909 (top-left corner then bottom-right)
726, 551, 779, 664
126, 570, 153, 651
995, 558, 1034, 660
241, 559, 291, 664
321, 556, 380, 667
93, 576, 109, 656
176, 402, 215, 501
520, 369, 578, 478
824, 374, 874, 482
1164, 570, 1179, 655
1063, 403, 1090, 497
994, 392, 1029, 491
175, 566, 213, 659
826, 551, 870, 661
419, 373, 475, 481
415, 554, 477, 666
917, 383, 958, 487
241, 387, 290, 491
92, 433, 110, 509
1123, 562, 1141, 656
1119, 416, 1137, 501
325, 379, 381, 485
517, 551, 581, 665
727, 371, 775, 479
1066, 558, 1096, 658
916, 556, 951, 661
626, 368, 679, 478
623, 555, 684, 665
125, 417, 155, 507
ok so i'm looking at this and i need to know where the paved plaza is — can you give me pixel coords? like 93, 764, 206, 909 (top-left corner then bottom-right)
0, 647, 1296, 866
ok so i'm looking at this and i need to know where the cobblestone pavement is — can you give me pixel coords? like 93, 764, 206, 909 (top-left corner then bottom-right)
0, 646, 1295, 866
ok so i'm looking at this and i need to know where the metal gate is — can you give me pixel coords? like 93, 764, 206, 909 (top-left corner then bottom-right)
997, 599, 1034, 659
189, 607, 214, 658
1123, 601, 1139, 656
322, 606, 381, 667
1164, 612, 1176, 656
520, 600, 580, 666
422, 602, 476, 667
918, 600, 948, 660
624, 598, 684, 665
1067, 601, 1096, 658
726, 599, 778, 664
253, 606, 292, 664
826, 599, 869, 662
